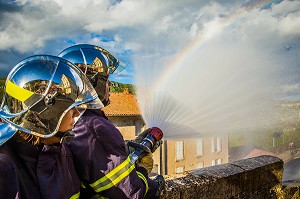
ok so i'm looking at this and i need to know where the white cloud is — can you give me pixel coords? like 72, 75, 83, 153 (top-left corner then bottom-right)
1, 0, 300, 136
0, 0, 299, 80
0, 1, 235, 52
131, 0, 300, 135
237, 1, 300, 42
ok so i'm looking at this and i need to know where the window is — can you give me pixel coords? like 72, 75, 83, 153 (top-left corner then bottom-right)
212, 159, 216, 166
176, 141, 184, 161
175, 167, 184, 174
212, 137, 222, 153
196, 162, 204, 169
217, 159, 222, 165
197, 139, 203, 156
212, 159, 222, 166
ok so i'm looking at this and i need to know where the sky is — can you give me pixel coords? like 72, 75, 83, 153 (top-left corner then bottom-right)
0, 0, 299, 85
1, 0, 300, 137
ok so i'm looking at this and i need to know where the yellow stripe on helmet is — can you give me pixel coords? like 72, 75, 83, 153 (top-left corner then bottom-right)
6, 79, 34, 102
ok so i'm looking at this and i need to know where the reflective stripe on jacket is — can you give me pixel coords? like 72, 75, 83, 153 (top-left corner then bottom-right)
90, 156, 135, 192
70, 109, 150, 199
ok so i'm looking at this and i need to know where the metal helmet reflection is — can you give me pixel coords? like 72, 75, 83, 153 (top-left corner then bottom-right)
0, 55, 103, 143
58, 44, 126, 105
58, 44, 125, 77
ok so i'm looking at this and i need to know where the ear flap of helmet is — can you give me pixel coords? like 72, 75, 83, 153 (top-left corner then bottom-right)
94, 76, 110, 106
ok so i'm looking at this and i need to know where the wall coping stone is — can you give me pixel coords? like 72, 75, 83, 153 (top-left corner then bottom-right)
160, 155, 300, 199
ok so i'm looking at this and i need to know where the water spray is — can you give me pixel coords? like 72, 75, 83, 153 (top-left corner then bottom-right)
127, 127, 163, 164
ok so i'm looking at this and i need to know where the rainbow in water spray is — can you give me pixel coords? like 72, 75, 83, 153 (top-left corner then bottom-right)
154, 0, 283, 91
138, 0, 285, 138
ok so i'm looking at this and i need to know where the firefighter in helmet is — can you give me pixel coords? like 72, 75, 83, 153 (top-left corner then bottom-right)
0, 55, 102, 198
59, 44, 164, 198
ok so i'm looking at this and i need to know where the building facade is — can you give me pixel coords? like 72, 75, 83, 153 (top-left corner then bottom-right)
162, 136, 228, 175
103, 90, 229, 175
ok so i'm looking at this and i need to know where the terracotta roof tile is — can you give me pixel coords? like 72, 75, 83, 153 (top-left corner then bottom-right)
244, 149, 275, 159
102, 91, 141, 116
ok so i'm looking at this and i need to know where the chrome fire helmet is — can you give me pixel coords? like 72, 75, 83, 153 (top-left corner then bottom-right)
58, 44, 125, 106
0, 55, 103, 145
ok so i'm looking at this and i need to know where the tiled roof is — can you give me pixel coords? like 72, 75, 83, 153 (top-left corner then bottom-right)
102, 90, 141, 116
244, 149, 275, 159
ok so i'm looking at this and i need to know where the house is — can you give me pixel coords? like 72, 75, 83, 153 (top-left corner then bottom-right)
103, 90, 229, 175
102, 89, 145, 140
164, 136, 228, 175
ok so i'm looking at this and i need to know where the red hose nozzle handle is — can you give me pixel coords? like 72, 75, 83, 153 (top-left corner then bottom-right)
149, 127, 163, 141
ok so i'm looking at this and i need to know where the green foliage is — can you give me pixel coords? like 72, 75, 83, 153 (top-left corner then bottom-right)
0, 78, 135, 102
228, 133, 245, 148
229, 130, 275, 149
0, 78, 5, 102
110, 81, 136, 95
229, 106, 300, 150
1, 75, 300, 151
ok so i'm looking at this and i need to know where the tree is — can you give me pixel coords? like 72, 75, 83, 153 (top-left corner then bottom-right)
110, 81, 136, 95
0, 78, 5, 102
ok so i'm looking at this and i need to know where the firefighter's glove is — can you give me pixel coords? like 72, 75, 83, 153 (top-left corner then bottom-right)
137, 153, 154, 174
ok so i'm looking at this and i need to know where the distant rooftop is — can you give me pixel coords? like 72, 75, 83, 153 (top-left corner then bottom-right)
102, 89, 141, 116
244, 149, 275, 159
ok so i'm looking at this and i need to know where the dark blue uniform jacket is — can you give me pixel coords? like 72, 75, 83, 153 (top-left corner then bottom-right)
69, 109, 157, 199
0, 139, 80, 199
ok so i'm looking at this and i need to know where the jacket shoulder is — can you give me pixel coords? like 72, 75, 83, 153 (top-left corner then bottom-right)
0, 153, 16, 175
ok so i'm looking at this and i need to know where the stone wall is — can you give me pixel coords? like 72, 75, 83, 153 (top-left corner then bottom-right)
160, 155, 300, 199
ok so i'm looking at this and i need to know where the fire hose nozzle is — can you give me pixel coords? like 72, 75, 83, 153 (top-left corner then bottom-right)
128, 127, 163, 163
149, 127, 163, 141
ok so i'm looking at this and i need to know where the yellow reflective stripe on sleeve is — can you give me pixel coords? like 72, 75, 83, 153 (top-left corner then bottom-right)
90, 157, 135, 193
69, 191, 80, 199
81, 182, 86, 188
136, 171, 149, 194
6, 79, 34, 102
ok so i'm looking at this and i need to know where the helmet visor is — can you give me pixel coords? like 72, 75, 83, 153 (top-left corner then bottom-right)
0, 55, 103, 138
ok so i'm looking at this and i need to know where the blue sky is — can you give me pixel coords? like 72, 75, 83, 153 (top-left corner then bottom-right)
0, 0, 299, 86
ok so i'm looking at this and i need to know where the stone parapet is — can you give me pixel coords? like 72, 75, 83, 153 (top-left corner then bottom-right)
160, 155, 300, 199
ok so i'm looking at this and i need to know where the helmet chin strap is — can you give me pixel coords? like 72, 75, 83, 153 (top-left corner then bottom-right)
102, 98, 110, 107
55, 130, 75, 143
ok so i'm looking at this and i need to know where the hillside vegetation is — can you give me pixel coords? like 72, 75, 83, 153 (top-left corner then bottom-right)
0, 78, 135, 101
2, 77, 299, 152
0, 78, 5, 102
110, 81, 136, 94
